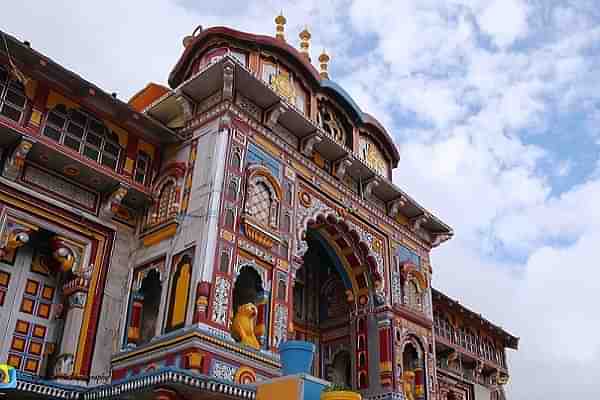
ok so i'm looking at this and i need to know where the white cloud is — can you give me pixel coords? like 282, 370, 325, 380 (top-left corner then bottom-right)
476, 0, 530, 48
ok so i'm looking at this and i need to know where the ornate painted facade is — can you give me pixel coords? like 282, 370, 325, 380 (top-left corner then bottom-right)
0, 16, 517, 400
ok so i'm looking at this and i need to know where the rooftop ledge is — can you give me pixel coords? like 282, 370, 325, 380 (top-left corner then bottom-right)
145, 54, 453, 243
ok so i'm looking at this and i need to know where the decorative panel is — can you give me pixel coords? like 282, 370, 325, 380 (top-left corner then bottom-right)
212, 277, 231, 326
21, 164, 99, 212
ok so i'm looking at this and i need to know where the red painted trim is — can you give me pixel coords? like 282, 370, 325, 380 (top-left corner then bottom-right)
169, 27, 322, 88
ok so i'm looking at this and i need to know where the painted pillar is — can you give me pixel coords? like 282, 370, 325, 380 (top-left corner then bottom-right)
126, 292, 144, 345
193, 281, 211, 323
414, 368, 425, 399
255, 290, 269, 347
54, 283, 87, 378
378, 320, 393, 387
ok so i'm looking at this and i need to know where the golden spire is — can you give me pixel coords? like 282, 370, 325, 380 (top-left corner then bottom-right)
275, 13, 287, 41
318, 50, 330, 79
299, 26, 311, 61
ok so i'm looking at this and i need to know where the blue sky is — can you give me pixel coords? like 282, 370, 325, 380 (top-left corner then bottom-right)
4, 1, 600, 398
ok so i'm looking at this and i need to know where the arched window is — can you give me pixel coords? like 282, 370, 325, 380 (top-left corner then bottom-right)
0, 66, 27, 123
166, 254, 192, 332
43, 105, 122, 170
138, 270, 162, 344
156, 181, 176, 223
245, 179, 280, 228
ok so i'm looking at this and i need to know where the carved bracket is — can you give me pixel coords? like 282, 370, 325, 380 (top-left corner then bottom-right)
223, 60, 235, 101
333, 157, 353, 180
409, 213, 430, 232
0, 218, 37, 257
301, 133, 322, 157
100, 184, 129, 220
3, 138, 35, 181
431, 232, 452, 247
50, 236, 83, 273
174, 90, 194, 120
388, 195, 407, 217
265, 102, 289, 129
363, 177, 381, 198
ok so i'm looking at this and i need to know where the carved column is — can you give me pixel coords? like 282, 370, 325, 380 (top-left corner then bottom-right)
2, 138, 34, 181
193, 282, 211, 323
255, 290, 269, 347
378, 319, 393, 387
54, 279, 88, 378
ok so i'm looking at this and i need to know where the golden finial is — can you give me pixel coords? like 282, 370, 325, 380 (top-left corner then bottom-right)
318, 49, 330, 79
275, 12, 287, 41
299, 26, 311, 61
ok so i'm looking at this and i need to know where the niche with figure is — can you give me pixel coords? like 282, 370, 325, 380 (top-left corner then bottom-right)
231, 266, 267, 349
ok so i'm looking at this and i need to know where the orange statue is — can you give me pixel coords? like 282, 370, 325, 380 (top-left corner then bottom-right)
231, 303, 260, 349
402, 370, 416, 400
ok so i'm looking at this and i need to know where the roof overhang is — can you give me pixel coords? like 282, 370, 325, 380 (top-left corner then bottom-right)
0, 30, 184, 145
148, 56, 453, 240
432, 288, 519, 350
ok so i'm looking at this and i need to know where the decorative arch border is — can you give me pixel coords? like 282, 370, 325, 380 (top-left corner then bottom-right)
295, 192, 384, 298
400, 333, 429, 400
234, 366, 257, 384
246, 164, 283, 200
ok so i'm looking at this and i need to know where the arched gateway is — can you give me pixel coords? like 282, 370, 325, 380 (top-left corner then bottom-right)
293, 218, 376, 389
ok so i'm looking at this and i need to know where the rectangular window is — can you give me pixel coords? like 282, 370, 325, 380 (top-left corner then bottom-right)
134, 151, 151, 184
230, 50, 247, 66
262, 62, 277, 85
0, 67, 27, 124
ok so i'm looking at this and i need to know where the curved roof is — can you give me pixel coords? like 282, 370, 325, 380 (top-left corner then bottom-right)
169, 26, 400, 166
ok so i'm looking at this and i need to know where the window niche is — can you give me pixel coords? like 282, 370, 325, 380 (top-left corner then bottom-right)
231, 265, 267, 348
165, 251, 193, 332
125, 263, 164, 347
138, 270, 162, 344
146, 178, 179, 228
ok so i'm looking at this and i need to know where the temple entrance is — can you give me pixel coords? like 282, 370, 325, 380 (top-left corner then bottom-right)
293, 229, 355, 388
0, 230, 64, 377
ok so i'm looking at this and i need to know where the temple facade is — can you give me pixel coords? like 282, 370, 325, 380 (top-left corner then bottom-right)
0, 16, 517, 400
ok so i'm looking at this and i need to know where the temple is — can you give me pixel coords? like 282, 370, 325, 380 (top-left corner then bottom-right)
0, 16, 517, 400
